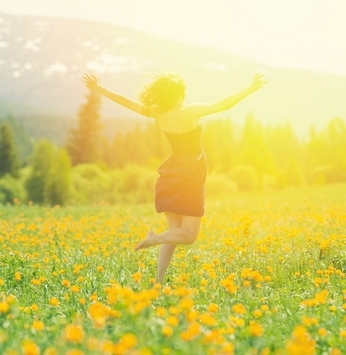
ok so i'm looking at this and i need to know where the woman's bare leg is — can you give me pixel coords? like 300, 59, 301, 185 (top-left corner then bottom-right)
156, 212, 181, 283
135, 213, 201, 250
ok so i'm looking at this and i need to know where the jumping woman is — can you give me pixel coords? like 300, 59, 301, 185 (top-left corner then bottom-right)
82, 72, 267, 282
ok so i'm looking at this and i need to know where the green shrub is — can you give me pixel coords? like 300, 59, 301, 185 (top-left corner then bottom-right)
206, 173, 238, 199
70, 164, 112, 204
230, 165, 260, 191
0, 175, 26, 204
70, 164, 157, 205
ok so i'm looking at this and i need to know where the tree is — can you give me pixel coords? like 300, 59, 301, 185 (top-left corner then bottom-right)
239, 114, 274, 179
3, 115, 33, 163
0, 122, 20, 178
66, 89, 103, 165
306, 118, 346, 183
202, 118, 235, 172
45, 148, 72, 206
25, 140, 55, 204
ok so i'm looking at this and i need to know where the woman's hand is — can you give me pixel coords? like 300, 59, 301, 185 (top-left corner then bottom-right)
82, 73, 100, 91
251, 73, 267, 92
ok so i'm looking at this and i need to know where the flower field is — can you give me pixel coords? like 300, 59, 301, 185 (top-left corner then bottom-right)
1, 184, 346, 355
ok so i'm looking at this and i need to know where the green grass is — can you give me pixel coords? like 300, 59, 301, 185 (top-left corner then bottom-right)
1, 183, 346, 354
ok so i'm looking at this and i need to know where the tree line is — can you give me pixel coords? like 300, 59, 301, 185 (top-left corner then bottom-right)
1, 89, 346, 206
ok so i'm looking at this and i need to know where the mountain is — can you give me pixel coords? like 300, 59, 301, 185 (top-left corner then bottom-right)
0, 11, 345, 140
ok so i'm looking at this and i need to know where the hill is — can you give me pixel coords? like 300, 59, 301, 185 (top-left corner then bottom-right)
0, 11, 345, 140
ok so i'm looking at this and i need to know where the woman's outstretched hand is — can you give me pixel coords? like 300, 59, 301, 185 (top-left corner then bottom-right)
82, 73, 99, 91
251, 73, 267, 92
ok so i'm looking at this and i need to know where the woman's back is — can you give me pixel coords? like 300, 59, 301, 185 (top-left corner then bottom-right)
155, 104, 200, 134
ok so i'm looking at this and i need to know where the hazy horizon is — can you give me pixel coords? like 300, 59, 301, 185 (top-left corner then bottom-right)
1, 0, 346, 76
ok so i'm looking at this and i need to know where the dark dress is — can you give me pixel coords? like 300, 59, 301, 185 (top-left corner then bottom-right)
155, 125, 207, 217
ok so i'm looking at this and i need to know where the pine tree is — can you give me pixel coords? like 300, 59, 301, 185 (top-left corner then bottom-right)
66, 89, 103, 165
0, 122, 20, 178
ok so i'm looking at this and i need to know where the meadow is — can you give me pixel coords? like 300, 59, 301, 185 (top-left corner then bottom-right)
1, 183, 346, 355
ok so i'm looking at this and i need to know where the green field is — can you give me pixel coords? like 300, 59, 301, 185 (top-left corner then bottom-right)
1, 184, 346, 355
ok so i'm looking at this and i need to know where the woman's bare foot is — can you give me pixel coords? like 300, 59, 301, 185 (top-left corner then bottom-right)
135, 231, 159, 251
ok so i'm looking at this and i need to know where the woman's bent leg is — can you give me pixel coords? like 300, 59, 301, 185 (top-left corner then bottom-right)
135, 213, 201, 249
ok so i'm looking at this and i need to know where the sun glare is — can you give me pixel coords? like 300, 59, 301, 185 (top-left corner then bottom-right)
242, 0, 317, 34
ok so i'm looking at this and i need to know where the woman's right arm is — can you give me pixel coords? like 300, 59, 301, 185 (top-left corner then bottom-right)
82, 73, 149, 117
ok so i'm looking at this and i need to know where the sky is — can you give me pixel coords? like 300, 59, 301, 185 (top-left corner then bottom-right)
0, 0, 346, 75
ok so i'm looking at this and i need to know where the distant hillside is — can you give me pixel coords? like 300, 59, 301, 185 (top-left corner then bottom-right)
0, 11, 345, 140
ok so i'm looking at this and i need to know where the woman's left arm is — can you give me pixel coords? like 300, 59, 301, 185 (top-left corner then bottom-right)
186, 73, 267, 118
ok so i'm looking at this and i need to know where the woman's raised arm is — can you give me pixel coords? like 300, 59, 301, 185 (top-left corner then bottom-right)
186, 73, 267, 118
82, 73, 149, 116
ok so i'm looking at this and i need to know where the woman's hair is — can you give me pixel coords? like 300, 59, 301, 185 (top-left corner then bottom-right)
139, 73, 186, 112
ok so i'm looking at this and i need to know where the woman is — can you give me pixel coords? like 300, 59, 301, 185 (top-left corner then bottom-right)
82, 72, 266, 282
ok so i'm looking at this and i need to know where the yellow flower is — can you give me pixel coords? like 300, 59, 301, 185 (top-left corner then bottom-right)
15, 271, 21, 281
156, 306, 167, 318
302, 316, 318, 326
179, 297, 194, 310
66, 350, 84, 355
330, 348, 342, 355
62, 279, 70, 287
200, 313, 217, 327
6, 295, 16, 304
139, 348, 153, 355
49, 297, 59, 307
260, 304, 269, 312
229, 316, 245, 327
221, 343, 235, 354
162, 326, 173, 337
119, 333, 137, 349
43, 347, 57, 355
232, 304, 246, 315
249, 321, 264, 337
340, 329, 346, 338
168, 306, 181, 316
22, 340, 40, 355
180, 322, 200, 341
132, 272, 142, 283
79, 298, 86, 305
0, 301, 9, 313
286, 325, 316, 355
32, 320, 45, 331
163, 286, 172, 295
70, 285, 80, 293
31, 279, 41, 286
186, 309, 199, 323
202, 329, 223, 344
166, 315, 179, 327
314, 289, 328, 304
208, 303, 219, 313
0, 278, 4, 286
253, 309, 263, 318
63, 324, 84, 343
317, 328, 327, 337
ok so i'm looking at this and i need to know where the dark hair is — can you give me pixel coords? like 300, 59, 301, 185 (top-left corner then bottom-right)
139, 73, 186, 112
